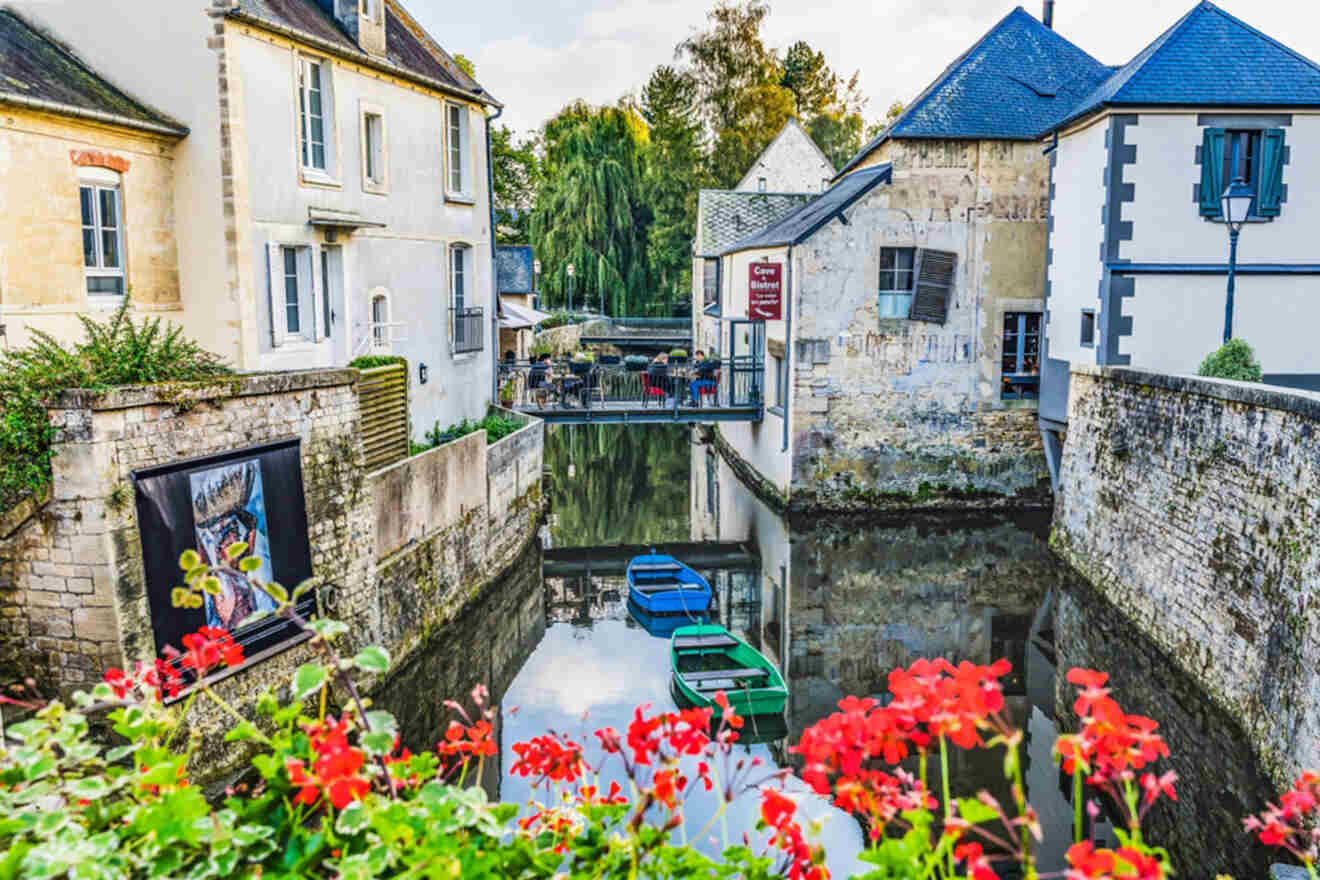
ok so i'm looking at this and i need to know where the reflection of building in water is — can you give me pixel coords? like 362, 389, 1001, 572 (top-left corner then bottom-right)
545, 575, 625, 626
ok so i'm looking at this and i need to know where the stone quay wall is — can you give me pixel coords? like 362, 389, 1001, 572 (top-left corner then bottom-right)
1054, 364, 1320, 788
0, 371, 543, 780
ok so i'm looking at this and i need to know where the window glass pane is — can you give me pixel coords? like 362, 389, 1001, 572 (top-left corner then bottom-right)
101, 230, 120, 269
322, 250, 333, 331
80, 187, 95, 226
99, 189, 118, 228
87, 276, 124, 295
83, 230, 98, 267
312, 143, 325, 170
896, 249, 915, 272
452, 248, 465, 307
283, 248, 300, 334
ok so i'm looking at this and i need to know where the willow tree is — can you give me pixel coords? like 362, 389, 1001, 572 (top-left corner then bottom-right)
531, 102, 652, 316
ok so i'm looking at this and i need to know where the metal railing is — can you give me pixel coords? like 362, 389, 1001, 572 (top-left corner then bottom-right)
451, 306, 484, 354
498, 358, 763, 413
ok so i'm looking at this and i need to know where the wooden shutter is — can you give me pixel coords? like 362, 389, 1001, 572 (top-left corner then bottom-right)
310, 246, 325, 342
1199, 128, 1226, 217
1257, 128, 1286, 217
908, 249, 957, 324
266, 242, 286, 347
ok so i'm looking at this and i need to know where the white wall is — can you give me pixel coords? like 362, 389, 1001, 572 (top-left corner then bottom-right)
735, 120, 835, 194
8, 0, 233, 362
233, 28, 493, 437
1046, 116, 1108, 366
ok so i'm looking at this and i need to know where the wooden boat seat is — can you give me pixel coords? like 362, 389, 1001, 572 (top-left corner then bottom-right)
682, 668, 769, 683
673, 634, 739, 650
632, 563, 683, 573
633, 582, 702, 594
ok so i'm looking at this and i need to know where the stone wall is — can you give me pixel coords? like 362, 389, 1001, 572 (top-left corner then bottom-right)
533, 323, 581, 356
1054, 364, 1320, 789
0, 369, 545, 780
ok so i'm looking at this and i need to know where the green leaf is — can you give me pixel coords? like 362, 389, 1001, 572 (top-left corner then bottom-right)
238, 556, 263, 574
335, 801, 371, 835
291, 663, 328, 700
361, 730, 395, 756
68, 777, 110, 800
224, 721, 262, 743
365, 710, 397, 734
106, 744, 138, 762
179, 549, 200, 571
224, 541, 249, 561
200, 576, 222, 596
262, 581, 288, 603
353, 646, 390, 674
185, 565, 209, 583
956, 796, 999, 826
308, 618, 349, 640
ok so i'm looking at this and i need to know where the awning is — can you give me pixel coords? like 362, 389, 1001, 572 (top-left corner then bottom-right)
500, 300, 552, 329
308, 207, 387, 230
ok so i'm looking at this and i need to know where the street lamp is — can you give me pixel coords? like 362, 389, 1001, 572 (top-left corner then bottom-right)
1220, 176, 1255, 343
533, 259, 541, 310
566, 263, 575, 313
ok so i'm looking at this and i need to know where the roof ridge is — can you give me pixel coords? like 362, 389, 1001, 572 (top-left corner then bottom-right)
1195, 0, 1320, 78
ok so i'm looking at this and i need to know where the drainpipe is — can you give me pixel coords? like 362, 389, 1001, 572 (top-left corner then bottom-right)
485, 103, 504, 403
782, 245, 793, 453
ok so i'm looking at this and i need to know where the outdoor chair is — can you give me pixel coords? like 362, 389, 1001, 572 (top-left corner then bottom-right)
583, 365, 606, 408
641, 366, 669, 408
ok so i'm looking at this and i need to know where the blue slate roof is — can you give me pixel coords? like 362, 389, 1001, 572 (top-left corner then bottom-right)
723, 164, 892, 254
496, 246, 535, 294
836, 7, 1110, 178
1057, 1, 1320, 128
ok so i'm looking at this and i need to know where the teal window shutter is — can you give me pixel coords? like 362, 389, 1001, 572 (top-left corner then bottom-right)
1258, 128, 1286, 217
1199, 128, 1226, 218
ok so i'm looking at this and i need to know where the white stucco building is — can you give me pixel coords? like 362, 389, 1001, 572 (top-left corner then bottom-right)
1041, 1, 1320, 471
4, 0, 500, 440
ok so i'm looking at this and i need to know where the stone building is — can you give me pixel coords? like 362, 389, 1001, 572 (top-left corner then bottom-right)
1041, 1, 1320, 473
1, 0, 501, 442
496, 245, 549, 362
703, 6, 1108, 512
0, 11, 189, 343
690, 120, 831, 355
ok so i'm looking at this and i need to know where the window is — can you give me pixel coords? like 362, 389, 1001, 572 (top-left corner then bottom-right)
298, 58, 336, 177
1001, 312, 1042, 400
1199, 126, 1286, 219
80, 184, 124, 297
371, 292, 389, 350
757, 177, 767, 192
446, 103, 469, 196
282, 247, 301, 335
771, 355, 786, 411
1080, 309, 1095, 347
361, 106, 386, 191
266, 244, 316, 345
705, 449, 718, 517
450, 244, 483, 353
877, 247, 915, 318
702, 258, 719, 309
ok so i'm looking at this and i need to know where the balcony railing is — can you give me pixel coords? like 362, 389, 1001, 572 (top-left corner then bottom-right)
452, 306, 484, 354
498, 357, 764, 418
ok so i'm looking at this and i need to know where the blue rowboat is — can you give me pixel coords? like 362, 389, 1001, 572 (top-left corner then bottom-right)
626, 553, 712, 616
627, 596, 707, 638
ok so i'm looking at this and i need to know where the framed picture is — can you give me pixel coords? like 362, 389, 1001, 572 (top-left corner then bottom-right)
132, 438, 316, 679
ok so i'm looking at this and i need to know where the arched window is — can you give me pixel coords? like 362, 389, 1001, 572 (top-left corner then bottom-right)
370, 289, 390, 351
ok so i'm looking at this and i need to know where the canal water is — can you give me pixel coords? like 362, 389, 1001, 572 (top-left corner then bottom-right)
385, 423, 1280, 878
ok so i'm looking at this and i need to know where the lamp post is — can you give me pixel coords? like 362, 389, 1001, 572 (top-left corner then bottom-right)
533, 258, 541, 310
1220, 176, 1255, 343
566, 263, 575, 313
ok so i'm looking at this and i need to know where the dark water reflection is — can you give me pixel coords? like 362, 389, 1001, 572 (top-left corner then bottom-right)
384, 423, 1277, 879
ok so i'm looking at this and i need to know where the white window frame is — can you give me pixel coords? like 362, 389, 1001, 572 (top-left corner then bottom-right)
265, 242, 325, 347
370, 288, 391, 352
877, 246, 916, 319
445, 102, 471, 199
79, 173, 126, 302
450, 243, 469, 312
297, 55, 338, 183
360, 101, 387, 193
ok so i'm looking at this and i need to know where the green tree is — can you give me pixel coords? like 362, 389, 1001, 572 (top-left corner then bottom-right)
453, 52, 476, 79
677, 1, 794, 188
780, 41, 836, 117
1197, 338, 1263, 381
490, 125, 541, 244
531, 102, 652, 316
641, 66, 707, 316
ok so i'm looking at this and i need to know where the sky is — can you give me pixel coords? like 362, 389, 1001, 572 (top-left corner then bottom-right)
406, 0, 1320, 139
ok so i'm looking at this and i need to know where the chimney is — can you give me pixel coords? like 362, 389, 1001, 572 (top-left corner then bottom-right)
316, 0, 387, 56
1043, 0, 1055, 28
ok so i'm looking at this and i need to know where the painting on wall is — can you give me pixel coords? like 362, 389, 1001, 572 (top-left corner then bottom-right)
133, 439, 315, 677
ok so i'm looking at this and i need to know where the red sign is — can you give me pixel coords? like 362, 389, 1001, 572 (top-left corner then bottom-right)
748, 263, 782, 320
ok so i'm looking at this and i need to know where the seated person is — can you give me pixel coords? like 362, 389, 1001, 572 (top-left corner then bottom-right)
528, 354, 550, 389
647, 354, 670, 401
688, 350, 718, 404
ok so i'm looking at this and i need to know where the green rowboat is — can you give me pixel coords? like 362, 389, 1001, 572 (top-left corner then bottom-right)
669, 624, 788, 716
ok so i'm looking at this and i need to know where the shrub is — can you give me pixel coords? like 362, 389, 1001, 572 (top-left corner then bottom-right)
538, 312, 581, 330
669, 348, 688, 359
420, 414, 523, 450
0, 301, 229, 510
349, 354, 406, 370
1197, 339, 1262, 382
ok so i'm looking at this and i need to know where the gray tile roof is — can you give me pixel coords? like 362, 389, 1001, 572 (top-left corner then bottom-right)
695, 190, 816, 258
231, 0, 495, 105
723, 164, 893, 254
0, 10, 187, 135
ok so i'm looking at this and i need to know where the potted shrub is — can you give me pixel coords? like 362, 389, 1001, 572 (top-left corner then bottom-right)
570, 350, 595, 376
669, 347, 689, 364
624, 355, 649, 372
498, 377, 516, 408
